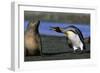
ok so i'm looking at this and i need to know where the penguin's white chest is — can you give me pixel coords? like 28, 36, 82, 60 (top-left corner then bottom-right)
66, 31, 82, 49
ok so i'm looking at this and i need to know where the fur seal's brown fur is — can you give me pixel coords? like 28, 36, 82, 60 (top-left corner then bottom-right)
24, 20, 41, 56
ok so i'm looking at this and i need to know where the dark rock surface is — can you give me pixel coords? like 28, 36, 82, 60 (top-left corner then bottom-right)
25, 35, 90, 61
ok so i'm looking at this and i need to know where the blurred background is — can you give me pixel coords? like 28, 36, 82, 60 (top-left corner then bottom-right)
24, 11, 90, 24
24, 11, 90, 37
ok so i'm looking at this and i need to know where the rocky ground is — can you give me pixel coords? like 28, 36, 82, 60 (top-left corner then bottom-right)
25, 35, 90, 62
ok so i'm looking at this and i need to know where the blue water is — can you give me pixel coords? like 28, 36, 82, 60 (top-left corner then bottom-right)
24, 20, 90, 38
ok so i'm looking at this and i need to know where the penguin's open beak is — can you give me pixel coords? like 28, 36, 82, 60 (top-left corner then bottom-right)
49, 27, 62, 33
49, 27, 57, 31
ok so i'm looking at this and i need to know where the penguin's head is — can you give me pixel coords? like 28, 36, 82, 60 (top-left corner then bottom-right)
50, 26, 80, 38
50, 27, 62, 33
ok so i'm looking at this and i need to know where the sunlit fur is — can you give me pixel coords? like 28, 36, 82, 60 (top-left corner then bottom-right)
24, 20, 41, 56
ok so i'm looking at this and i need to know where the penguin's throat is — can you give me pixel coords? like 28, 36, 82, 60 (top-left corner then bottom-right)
66, 31, 79, 43
66, 32, 75, 39
67, 33, 81, 48
67, 31, 75, 36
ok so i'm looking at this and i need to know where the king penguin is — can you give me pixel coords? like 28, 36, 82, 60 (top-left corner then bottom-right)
50, 25, 86, 53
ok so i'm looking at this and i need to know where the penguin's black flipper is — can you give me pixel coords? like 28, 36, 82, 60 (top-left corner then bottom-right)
66, 37, 73, 48
68, 40, 73, 48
